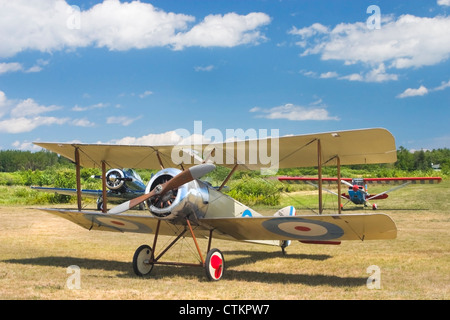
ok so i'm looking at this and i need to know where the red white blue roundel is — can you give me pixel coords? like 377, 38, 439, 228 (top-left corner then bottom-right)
262, 217, 344, 240
92, 216, 153, 233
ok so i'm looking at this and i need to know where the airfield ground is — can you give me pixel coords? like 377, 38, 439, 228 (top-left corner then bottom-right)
0, 180, 449, 300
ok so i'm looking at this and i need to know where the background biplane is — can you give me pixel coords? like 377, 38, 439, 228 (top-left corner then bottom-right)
32, 168, 147, 210
34, 128, 399, 281
278, 176, 442, 210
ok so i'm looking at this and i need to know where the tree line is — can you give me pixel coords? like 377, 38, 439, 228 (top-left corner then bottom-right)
0, 147, 449, 174
0, 150, 71, 172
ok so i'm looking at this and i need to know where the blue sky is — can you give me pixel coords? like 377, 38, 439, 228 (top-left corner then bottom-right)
1, 0, 449, 152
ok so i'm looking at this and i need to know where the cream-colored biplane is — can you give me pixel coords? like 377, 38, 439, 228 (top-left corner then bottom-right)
35, 128, 398, 281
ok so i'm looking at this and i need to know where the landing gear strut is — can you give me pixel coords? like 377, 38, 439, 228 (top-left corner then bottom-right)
132, 218, 225, 281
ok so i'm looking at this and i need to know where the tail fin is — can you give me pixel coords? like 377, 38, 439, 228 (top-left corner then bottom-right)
274, 206, 296, 217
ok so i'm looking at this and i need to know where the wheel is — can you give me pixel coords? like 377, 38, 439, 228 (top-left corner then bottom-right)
372, 203, 378, 210
96, 199, 103, 211
205, 248, 224, 281
133, 245, 154, 277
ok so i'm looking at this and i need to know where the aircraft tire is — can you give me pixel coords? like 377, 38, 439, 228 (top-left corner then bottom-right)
97, 200, 103, 211
205, 248, 224, 281
133, 244, 154, 277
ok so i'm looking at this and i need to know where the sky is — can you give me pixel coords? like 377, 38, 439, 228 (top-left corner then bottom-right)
1, 0, 450, 153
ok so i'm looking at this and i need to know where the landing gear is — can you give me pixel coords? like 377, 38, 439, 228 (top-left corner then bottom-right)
133, 245, 154, 276
132, 219, 225, 281
205, 248, 224, 281
280, 240, 291, 255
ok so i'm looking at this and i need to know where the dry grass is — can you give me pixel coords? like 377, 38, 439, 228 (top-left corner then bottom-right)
0, 181, 449, 300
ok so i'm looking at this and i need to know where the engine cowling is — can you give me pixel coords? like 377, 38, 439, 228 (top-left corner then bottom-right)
145, 168, 209, 221
106, 169, 126, 190
105, 168, 146, 192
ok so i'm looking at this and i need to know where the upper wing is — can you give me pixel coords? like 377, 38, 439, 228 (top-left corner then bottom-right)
34, 128, 396, 170
39, 208, 396, 242
362, 177, 442, 185
278, 177, 442, 185
278, 177, 353, 184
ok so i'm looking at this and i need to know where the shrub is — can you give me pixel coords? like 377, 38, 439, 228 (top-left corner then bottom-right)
227, 175, 281, 206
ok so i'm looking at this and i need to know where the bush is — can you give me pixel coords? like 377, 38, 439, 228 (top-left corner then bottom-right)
227, 175, 281, 206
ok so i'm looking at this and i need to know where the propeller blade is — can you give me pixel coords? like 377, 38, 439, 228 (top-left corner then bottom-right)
341, 179, 353, 187
162, 163, 215, 192
108, 188, 157, 214
108, 163, 215, 214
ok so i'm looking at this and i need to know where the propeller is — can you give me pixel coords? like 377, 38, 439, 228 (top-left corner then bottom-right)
340, 179, 353, 188
108, 163, 215, 214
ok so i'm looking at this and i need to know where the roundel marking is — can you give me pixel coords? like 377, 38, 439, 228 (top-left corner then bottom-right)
209, 253, 223, 280
262, 217, 344, 240
242, 209, 252, 217
94, 216, 152, 233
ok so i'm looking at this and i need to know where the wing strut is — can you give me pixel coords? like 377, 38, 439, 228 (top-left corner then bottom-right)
75, 147, 82, 211
218, 163, 239, 191
317, 139, 323, 214
101, 161, 108, 213
367, 181, 412, 201
337, 155, 342, 214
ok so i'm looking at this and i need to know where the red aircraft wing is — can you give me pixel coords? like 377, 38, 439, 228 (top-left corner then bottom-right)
278, 177, 442, 185
361, 177, 442, 184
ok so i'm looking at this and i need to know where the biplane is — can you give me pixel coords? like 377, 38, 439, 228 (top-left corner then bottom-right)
278, 176, 442, 210
32, 168, 147, 210
34, 128, 399, 281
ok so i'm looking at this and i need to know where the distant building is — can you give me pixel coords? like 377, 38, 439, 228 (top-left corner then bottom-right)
431, 163, 441, 171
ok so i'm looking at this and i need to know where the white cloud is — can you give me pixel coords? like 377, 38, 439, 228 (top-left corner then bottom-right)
12, 141, 43, 152
72, 102, 108, 111
0, 62, 23, 74
0, 0, 271, 58
71, 118, 95, 127
319, 71, 338, 79
397, 85, 429, 98
291, 14, 450, 76
0, 60, 48, 74
339, 73, 364, 82
0, 116, 68, 133
340, 63, 398, 82
434, 79, 450, 91
10, 98, 61, 118
250, 103, 339, 121
397, 79, 450, 98
0, 90, 85, 133
302, 64, 397, 83
172, 12, 271, 50
194, 65, 215, 72
106, 115, 142, 126
110, 130, 185, 145
438, 0, 450, 6
139, 90, 153, 98
289, 23, 329, 41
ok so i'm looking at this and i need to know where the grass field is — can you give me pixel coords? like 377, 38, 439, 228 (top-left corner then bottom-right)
0, 180, 449, 300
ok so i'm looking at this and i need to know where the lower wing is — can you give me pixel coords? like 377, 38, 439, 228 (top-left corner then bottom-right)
31, 186, 143, 201
38, 208, 396, 242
